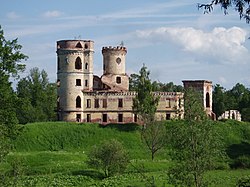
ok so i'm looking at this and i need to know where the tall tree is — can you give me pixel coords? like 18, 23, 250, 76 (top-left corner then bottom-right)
213, 84, 226, 118
198, 0, 250, 23
16, 67, 57, 123
0, 25, 27, 185
132, 65, 159, 124
168, 88, 223, 187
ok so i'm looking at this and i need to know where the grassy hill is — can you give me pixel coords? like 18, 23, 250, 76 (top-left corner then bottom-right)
3, 120, 250, 186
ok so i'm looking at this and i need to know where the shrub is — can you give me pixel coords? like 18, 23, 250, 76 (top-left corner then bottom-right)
87, 139, 129, 177
236, 175, 250, 187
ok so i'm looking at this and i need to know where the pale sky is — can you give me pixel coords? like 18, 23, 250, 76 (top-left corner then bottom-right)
1, 0, 250, 89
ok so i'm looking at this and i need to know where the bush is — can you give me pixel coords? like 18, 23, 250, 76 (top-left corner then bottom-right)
87, 139, 129, 177
236, 175, 250, 187
231, 155, 250, 169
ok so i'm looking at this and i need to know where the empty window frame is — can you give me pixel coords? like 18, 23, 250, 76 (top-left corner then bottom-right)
134, 114, 137, 123
118, 98, 123, 108
166, 113, 171, 120
166, 99, 171, 108
86, 99, 91, 108
85, 80, 88, 87
87, 114, 91, 122
102, 114, 107, 123
118, 114, 123, 123
85, 63, 88, 70
76, 96, 81, 108
103, 99, 107, 108
76, 114, 81, 122
76, 79, 81, 86
75, 57, 82, 70
94, 99, 99, 108
116, 76, 121, 84
57, 57, 60, 70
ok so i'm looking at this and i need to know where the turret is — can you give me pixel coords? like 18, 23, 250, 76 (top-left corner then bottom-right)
101, 46, 129, 91
56, 40, 94, 121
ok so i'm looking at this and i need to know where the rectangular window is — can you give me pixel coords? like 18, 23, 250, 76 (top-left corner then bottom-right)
118, 114, 123, 123
86, 99, 91, 108
102, 114, 107, 123
87, 114, 91, 122
116, 77, 121, 84
166, 99, 171, 108
76, 114, 81, 122
103, 99, 107, 108
166, 113, 171, 120
85, 79, 88, 87
76, 79, 81, 86
95, 99, 99, 108
134, 114, 137, 123
118, 98, 123, 108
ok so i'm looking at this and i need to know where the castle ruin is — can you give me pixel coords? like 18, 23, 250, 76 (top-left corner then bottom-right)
56, 39, 213, 124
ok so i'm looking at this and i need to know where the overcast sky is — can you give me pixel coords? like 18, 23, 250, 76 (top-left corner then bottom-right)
1, 0, 250, 89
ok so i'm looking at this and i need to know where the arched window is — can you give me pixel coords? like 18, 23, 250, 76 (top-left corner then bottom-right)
85, 63, 88, 70
206, 92, 210, 108
75, 57, 82, 70
76, 96, 81, 108
76, 42, 82, 48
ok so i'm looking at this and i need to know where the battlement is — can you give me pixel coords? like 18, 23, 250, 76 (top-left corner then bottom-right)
57, 40, 94, 50
102, 46, 127, 54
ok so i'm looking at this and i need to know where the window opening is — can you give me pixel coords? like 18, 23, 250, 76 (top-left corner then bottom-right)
102, 114, 107, 123
86, 99, 91, 108
118, 114, 123, 123
75, 57, 82, 69
94, 99, 99, 108
206, 92, 210, 108
166, 113, 171, 120
76, 42, 82, 48
116, 77, 121, 84
103, 99, 107, 108
85, 63, 88, 70
85, 80, 88, 87
76, 114, 81, 122
76, 79, 81, 86
76, 96, 81, 108
87, 114, 91, 122
118, 98, 123, 108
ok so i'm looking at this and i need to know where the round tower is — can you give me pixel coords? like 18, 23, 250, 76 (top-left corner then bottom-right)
57, 40, 94, 122
102, 46, 127, 75
101, 46, 129, 91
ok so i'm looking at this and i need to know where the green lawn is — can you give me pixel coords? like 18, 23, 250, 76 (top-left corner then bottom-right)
1, 121, 250, 186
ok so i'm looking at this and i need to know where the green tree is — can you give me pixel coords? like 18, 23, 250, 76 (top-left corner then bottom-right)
16, 67, 57, 123
132, 65, 159, 124
141, 121, 166, 160
0, 25, 27, 186
198, 0, 250, 23
213, 84, 226, 118
87, 139, 129, 177
168, 88, 223, 187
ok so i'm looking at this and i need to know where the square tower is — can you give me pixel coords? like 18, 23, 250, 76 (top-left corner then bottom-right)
182, 80, 215, 119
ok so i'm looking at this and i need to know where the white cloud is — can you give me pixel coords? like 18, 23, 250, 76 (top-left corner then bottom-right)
135, 26, 249, 64
43, 10, 63, 18
6, 11, 20, 19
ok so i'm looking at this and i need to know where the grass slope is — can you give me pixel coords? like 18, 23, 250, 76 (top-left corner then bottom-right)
3, 120, 250, 186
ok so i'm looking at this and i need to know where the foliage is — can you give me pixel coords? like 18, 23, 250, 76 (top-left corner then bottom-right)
132, 65, 159, 124
236, 175, 250, 187
213, 83, 250, 121
141, 121, 167, 160
167, 88, 224, 187
87, 139, 129, 177
0, 25, 27, 186
198, 0, 250, 23
152, 81, 183, 92
16, 67, 57, 123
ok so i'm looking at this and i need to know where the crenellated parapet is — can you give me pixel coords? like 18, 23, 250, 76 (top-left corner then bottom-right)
102, 46, 127, 55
